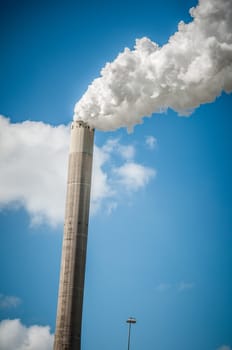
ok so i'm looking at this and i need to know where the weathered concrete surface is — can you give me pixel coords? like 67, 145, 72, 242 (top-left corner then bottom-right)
54, 121, 94, 350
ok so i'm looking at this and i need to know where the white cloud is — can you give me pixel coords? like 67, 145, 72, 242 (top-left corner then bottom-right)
217, 346, 231, 350
0, 116, 69, 226
155, 283, 171, 292
155, 281, 195, 292
0, 319, 53, 350
90, 144, 114, 214
0, 116, 155, 226
106, 201, 118, 215
117, 144, 135, 160
113, 162, 156, 191
102, 138, 135, 160
145, 136, 157, 150
177, 281, 195, 291
0, 294, 21, 309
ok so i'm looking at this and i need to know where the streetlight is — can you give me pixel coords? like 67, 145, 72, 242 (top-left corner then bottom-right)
126, 317, 136, 350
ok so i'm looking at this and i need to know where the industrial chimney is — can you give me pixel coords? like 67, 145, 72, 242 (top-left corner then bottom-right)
54, 120, 94, 350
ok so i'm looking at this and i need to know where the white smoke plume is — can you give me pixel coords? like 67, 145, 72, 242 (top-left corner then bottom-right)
74, 0, 232, 131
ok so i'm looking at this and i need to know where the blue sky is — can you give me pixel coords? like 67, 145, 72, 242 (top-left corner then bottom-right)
0, 0, 232, 349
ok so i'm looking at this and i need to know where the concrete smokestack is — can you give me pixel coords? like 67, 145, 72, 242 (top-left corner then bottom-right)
54, 120, 94, 350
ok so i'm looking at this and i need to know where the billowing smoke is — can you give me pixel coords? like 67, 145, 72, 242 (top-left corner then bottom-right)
74, 0, 232, 131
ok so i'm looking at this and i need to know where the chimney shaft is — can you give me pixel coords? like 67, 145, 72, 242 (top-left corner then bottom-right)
54, 120, 94, 350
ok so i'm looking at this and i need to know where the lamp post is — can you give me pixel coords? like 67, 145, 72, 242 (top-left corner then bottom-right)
126, 317, 136, 350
